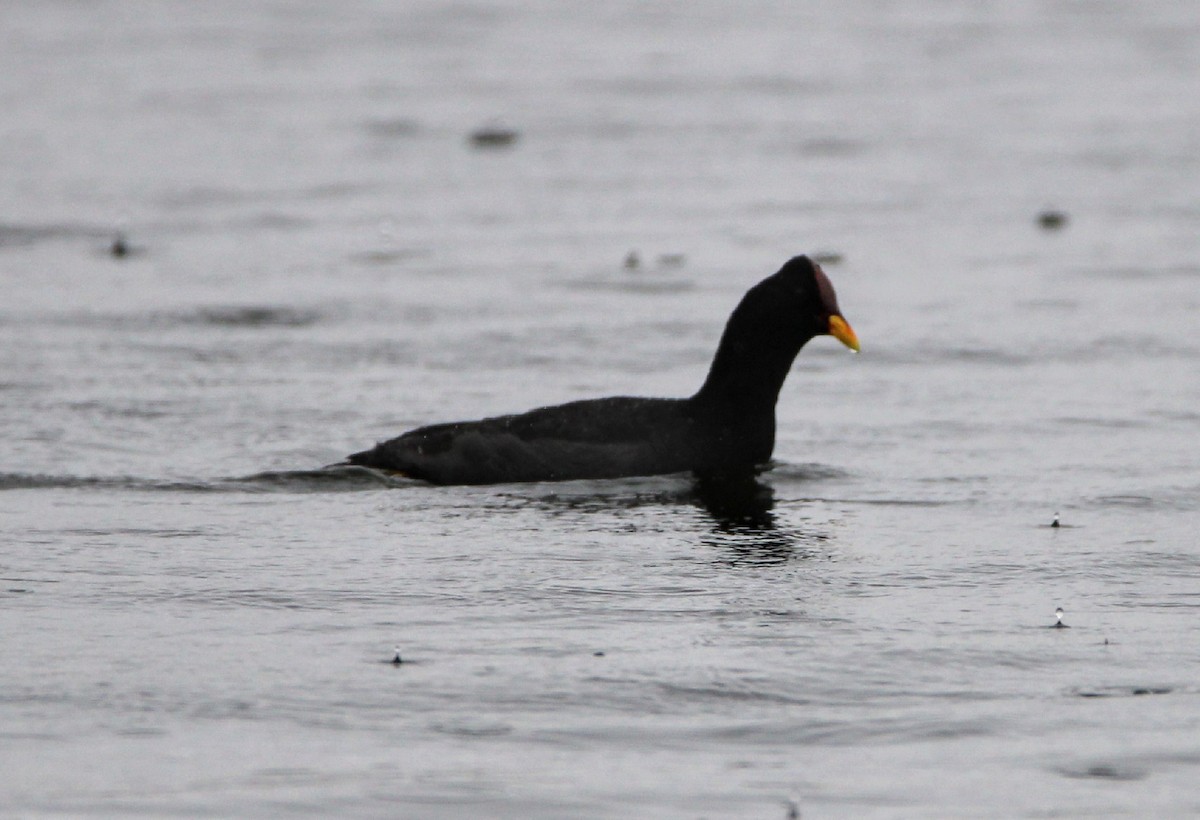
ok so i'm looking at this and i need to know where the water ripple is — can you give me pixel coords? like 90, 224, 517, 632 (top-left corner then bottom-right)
0, 467, 412, 493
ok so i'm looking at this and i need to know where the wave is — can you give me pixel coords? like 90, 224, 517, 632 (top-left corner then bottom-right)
0, 220, 113, 248
0, 466, 415, 494
5, 304, 327, 330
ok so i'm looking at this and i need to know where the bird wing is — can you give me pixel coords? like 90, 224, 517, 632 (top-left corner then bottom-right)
354, 397, 696, 483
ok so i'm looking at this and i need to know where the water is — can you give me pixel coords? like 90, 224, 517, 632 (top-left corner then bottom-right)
3, 1, 1199, 816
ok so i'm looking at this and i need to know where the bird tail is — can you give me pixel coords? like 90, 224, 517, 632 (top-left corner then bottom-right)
344, 448, 377, 467
343, 445, 410, 475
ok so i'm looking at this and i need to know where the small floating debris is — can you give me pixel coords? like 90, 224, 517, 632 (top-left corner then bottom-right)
812, 251, 844, 265
110, 232, 130, 257
1071, 685, 1170, 698
1053, 606, 1069, 629
107, 231, 145, 259
1058, 762, 1147, 782
623, 250, 640, 270
656, 252, 686, 268
468, 125, 519, 149
1037, 209, 1068, 230
1042, 511, 1072, 529
592, 650, 606, 657
192, 305, 319, 328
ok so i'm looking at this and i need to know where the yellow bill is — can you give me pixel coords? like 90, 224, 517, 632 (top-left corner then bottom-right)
827, 315, 860, 352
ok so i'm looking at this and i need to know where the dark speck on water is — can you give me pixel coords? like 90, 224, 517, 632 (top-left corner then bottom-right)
1072, 685, 1170, 698
468, 126, 519, 148
109, 232, 129, 257
191, 306, 320, 328
1058, 763, 1147, 782
1037, 209, 1069, 230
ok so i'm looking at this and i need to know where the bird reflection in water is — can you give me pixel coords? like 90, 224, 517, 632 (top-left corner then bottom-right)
692, 475, 819, 565
513, 472, 829, 565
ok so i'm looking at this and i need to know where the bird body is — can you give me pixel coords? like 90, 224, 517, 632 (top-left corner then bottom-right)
360, 397, 697, 485
347, 256, 858, 485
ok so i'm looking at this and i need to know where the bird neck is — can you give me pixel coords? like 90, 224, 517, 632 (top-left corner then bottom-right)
691, 295, 816, 416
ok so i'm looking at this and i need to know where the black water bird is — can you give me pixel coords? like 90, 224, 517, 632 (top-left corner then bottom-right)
347, 256, 860, 485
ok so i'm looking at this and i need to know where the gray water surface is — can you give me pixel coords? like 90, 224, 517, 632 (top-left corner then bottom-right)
3, 2, 1199, 817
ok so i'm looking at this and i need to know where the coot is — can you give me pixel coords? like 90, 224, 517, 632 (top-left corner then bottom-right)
347, 255, 859, 484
